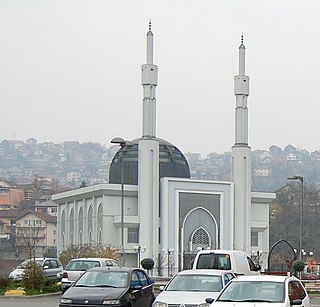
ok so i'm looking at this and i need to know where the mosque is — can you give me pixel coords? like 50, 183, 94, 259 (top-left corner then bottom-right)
52, 24, 275, 274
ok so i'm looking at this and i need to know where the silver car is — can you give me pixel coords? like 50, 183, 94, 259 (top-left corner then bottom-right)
9, 257, 63, 280
60, 257, 120, 292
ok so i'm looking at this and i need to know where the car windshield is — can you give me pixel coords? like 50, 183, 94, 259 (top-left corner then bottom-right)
66, 260, 100, 271
17, 259, 43, 269
217, 280, 284, 303
75, 271, 128, 288
166, 274, 223, 292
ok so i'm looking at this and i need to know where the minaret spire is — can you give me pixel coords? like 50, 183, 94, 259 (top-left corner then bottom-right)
141, 21, 158, 137
234, 34, 249, 146
231, 34, 251, 254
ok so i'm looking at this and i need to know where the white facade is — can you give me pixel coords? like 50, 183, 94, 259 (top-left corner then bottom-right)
53, 27, 276, 274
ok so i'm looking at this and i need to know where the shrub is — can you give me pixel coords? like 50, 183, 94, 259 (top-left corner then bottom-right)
59, 244, 120, 266
0, 276, 9, 289
21, 260, 47, 290
141, 258, 155, 272
293, 260, 305, 272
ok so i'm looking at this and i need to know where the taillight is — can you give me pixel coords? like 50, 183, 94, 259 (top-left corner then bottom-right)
62, 272, 68, 278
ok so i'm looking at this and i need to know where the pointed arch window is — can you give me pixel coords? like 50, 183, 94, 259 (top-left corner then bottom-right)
70, 208, 75, 245
97, 204, 103, 244
79, 207, 83, 245
88, 205, 93, 243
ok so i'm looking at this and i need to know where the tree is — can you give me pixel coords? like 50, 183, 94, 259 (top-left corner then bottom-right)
141, 258, 155, 275
293, 260, 305, 276
16, 223, 46, 259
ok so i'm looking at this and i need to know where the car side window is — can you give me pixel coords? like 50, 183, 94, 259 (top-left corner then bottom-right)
131, 271, 141, 287
50, 260, 58, 268
288, 281, 302, 301
136, 270, 149, 286
246, 256, 256, 271
43, 260, 51, 268
294, 281, 307, 299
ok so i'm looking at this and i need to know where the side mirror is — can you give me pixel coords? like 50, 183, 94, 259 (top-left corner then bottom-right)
205, 298, 215, 304
159, 285, 165, 291
291, 299, 303, 306
255, 264, 261, 271
43, 265, 49, 270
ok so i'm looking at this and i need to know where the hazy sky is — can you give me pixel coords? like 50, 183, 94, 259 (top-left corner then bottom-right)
1, 0, 320, 156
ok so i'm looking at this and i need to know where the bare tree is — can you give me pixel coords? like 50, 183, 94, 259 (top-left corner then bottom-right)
16, 223, 46, 259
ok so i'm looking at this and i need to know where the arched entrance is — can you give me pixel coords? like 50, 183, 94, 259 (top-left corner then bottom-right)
181, 207, 218, 269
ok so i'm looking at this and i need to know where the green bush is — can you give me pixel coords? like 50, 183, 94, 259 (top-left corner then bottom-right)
21, 260, 47, 290
141, 258, 155, 271
293, 260, 305, 272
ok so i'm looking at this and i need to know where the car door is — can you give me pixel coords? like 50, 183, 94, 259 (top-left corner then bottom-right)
136, 270, 154, 306
288, 280, 310, 307
130, 270, 146, 307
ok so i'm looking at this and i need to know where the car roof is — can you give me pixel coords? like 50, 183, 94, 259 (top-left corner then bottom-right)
87, 266, 138, 273
176, 269, 233, 276
69, 258, 117, 261
232, 274, 293, 282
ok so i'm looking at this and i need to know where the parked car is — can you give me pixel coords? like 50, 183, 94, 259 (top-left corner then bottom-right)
59, 266, 155, 307
193, 249, 260, 275
153, 269, 235, 307
60, 257, 120, 292
9, 257, 63, 280
205, 274, 310, 307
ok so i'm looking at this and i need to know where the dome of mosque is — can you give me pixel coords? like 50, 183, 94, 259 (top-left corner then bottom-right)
109, 137, 190, 185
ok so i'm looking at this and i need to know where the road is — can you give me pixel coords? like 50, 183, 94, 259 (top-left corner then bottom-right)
0, 294, 319, 307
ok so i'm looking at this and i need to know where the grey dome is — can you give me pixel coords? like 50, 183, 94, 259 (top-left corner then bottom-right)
109, 137, 190, 185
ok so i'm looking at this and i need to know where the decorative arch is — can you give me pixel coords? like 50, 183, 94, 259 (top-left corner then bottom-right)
267, 239, 296, 271
190, 227, 211, 251
79, 207, 84, 245
61, 210, 66, 247
182, 207, 218, 253
88, 205, 93, 242
97, 203, 103, 243
70, 208, 75, 245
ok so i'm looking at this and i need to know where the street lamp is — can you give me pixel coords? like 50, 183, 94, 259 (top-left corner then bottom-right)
111, 137, 133, 266
162, 248, 174, 277
134, 245, 146, 268
287, 175, 304, 261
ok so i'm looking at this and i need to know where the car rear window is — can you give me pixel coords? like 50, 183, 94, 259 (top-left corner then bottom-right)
196, 253, 231, 270
66, 260, 101, 271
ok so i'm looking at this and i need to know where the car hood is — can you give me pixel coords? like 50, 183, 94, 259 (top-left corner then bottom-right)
212, 302, 286, 307
63, 286, 127, 304
154, 290, 220, 305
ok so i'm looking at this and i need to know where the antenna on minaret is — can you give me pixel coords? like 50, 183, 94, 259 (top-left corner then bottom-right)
241, 33, 244, 45
149, 20, 152, 31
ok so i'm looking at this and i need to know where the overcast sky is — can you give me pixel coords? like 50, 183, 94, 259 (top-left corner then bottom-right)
1, 0, 320, 156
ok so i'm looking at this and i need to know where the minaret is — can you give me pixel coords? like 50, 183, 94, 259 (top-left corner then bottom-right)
231, 35, 252, 253
141, 21, 158, 137
138, 21, 160, 261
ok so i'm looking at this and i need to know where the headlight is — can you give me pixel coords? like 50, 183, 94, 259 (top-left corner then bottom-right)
60, 298, 72, 303
199, 303, 210, 307
103, 300, 121, 305
153, 302, 168, 307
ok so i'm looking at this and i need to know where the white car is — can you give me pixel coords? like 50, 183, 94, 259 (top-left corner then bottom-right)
60, 257, 120, 292
206, 274, 310, 307
152, 269, 235, 307
9, 257, 63, 280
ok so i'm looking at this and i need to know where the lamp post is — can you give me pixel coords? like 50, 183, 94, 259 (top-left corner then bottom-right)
162, 248, 174, 277
134, 245, 146, 268
287, 176, 304, 261
111, 137, 133, 266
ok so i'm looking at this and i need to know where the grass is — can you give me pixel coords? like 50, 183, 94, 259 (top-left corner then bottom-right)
0, 277, 61, 296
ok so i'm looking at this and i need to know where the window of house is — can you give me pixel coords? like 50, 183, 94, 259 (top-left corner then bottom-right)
127, 228, 139, 243
251, 231, 258, 246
